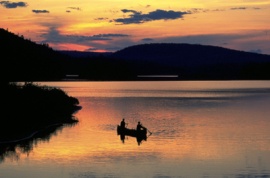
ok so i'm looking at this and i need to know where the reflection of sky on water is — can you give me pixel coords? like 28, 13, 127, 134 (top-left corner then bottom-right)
53, 87, 270, 99
69, 89, 270, 177
42, 81, 270, 98
2, 81, 270, 178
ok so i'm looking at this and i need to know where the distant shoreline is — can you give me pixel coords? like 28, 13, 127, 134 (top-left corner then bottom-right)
137, 75, 179, 78
58, 78, 270, 82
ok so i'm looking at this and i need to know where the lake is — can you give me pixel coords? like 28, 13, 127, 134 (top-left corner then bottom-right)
1, 81, 270, 178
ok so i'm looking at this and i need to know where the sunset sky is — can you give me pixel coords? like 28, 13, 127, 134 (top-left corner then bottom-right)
1, 0, 270, 54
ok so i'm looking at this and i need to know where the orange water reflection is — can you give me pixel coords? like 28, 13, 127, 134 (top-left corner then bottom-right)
3, 81, 270, 177
30, 91, 270, 166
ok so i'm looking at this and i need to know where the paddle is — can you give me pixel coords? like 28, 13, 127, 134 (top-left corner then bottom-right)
140, 122, 152, 135
147, 128, 152, 135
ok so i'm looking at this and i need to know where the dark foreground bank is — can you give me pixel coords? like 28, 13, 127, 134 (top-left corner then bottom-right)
1, 82, 81, 142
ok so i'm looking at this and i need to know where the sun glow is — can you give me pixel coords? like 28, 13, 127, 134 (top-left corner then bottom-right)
1, 0, 270, 53
49, 43, 91, 51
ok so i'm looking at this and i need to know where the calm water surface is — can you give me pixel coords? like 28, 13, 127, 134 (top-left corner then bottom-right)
1, 81, 270, 178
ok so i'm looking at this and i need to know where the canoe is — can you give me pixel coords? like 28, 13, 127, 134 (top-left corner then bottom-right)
117, 125, 147, 138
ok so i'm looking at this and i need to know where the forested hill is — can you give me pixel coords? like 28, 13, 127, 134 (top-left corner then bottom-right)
0, 28, 68, 82
112, 43, 270, 66
1, 28, 129, 82
111, 43, 270, 80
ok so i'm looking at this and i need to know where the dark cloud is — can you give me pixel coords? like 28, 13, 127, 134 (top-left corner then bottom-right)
63, 34, 129, 42
230, 7, 247, 10
212, 9, 225, 12
113, 9, 190, 24
93, 34, 130, 38
0, 1, 27, 8
141, 38, 154, 42
121, 9, 141, 14
67, 7, 81, 11
41, 27, 130, 43
32, 9, 50, 13
95, 17, 108, 21
63, 35, 111, 42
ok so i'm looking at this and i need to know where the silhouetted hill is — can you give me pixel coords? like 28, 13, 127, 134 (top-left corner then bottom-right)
111, 43, 270, 80
0, 28, 132, 81
0, 28, 68, 82
113, 43, 270, 66
2, 28, 270, 81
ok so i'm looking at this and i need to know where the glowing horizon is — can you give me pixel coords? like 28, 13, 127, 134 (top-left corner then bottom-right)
1, 0, 270, 54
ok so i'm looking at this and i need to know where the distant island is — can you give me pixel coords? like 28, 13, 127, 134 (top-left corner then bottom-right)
1, 28, 270, 81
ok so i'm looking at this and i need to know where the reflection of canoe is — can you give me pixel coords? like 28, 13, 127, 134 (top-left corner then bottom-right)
117, 125, 147, 139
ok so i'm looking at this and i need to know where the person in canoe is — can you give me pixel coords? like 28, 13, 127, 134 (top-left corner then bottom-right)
137, 121, 145, 131
120, 118, 126, 128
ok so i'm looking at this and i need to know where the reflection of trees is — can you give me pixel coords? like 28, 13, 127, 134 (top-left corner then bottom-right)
0, 121, 77, 163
